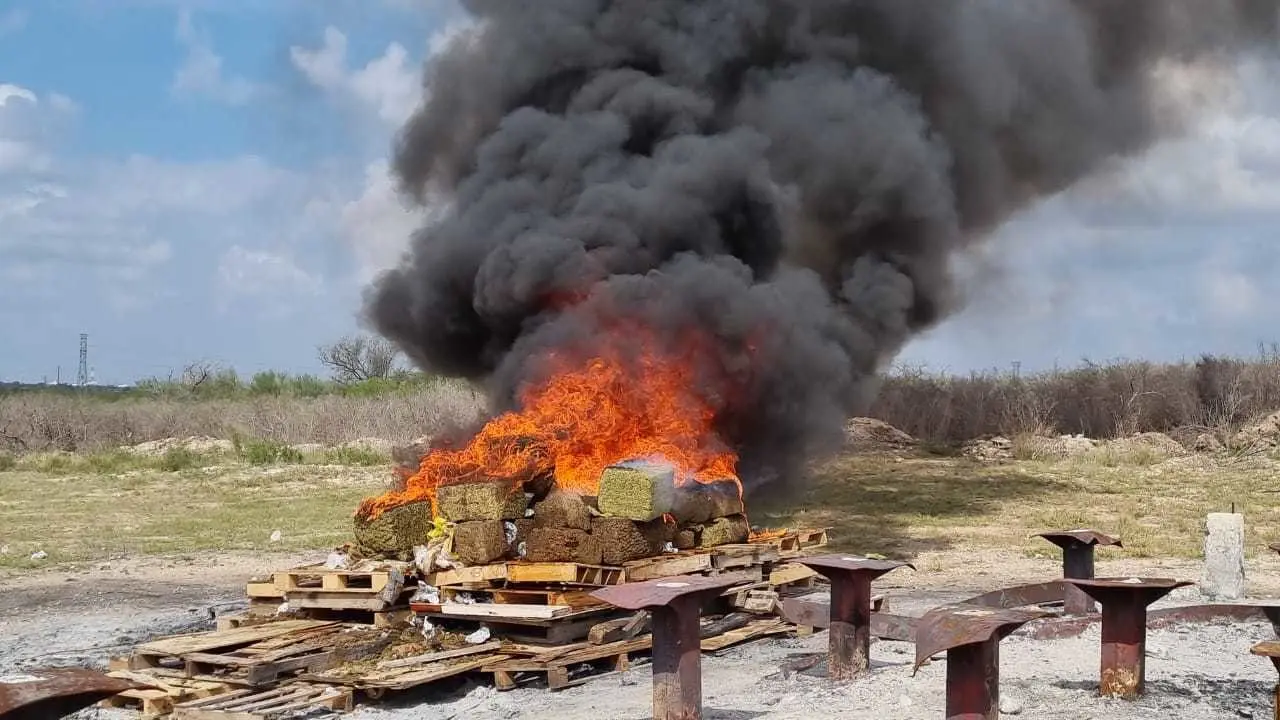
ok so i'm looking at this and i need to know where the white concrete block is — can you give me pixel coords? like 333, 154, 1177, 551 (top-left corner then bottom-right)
1201, 512, 1246, 600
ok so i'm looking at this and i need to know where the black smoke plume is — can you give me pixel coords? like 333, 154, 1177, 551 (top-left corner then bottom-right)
367, 0, 1278, 497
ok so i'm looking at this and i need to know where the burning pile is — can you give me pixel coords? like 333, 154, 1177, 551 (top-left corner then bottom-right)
352, 321, 757, 564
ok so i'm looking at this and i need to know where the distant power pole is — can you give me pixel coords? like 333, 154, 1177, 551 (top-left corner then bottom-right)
77, 333, 89, 386
1011, 360, 1022, 379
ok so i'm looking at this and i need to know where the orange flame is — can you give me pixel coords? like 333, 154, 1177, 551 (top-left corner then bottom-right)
357, 321, 744, 521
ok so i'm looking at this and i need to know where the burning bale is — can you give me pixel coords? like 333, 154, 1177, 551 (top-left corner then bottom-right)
352, 501, 432, 558
698, 514, 751, 548
598, 459, 742, 524
531, 491, 593, 531
591, 516, 672, 565
437, 480, 529, 522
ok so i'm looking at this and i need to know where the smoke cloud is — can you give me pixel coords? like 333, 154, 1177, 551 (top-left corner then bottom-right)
367, 0, 1277, 497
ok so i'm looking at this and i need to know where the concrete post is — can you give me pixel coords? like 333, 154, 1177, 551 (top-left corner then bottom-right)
1202, 512, 1246, 601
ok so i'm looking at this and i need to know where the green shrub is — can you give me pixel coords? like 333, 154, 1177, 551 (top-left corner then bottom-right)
324, 445, 388, 466
158, 447, 202, 472
83, 450, 138, 474
240, 438, 304, 465
0, 453, 15, 471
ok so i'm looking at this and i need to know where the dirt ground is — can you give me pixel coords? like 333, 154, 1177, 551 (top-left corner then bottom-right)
7, 549, 1280, 720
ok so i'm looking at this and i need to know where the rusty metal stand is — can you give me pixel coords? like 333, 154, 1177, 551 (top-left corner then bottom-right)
0, 667, 139, 720
1035, 530, 1121, 615
796, 555, 913, 680
1065, 577, 1192, 700
913, 605, 1048, 720
1250, 641, 1280, 720
591, 574, 745, 720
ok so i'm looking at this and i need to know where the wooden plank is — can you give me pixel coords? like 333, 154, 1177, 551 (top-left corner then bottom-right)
134, 620, 336, 656
438, 602, 573, 620
283, 589, 411, 611
701, 618, 791, 652
487, 588, 606, 608
375, 641, 502, 670
711, 544, 780, 569
310, 653, 509, 691
172, 683, 352, 719
768, 562, 819, 586
245, 582, 284, 599
425, 563, 508, 587
587, 612, 650, 644
622, 553, 712, 582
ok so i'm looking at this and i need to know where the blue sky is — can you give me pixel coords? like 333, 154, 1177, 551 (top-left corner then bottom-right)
1, 2, 1278, 384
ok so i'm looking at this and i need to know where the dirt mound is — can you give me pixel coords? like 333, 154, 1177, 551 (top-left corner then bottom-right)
1233, 411, 1280, 449
1020, 434, 1098, 459
843, 418, 916, 452
962, 436, 1013, 461
125, 436, 234, 456
1115, 432, 1189, 457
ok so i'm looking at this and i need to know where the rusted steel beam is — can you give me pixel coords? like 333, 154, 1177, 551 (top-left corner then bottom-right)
1035, 530, 1121, 615
1024, 602, 1280, 641
777, 598, 917, 642
796, 555, 913, 680
1066, 577, 1192, 700
962, 581, 1065, 610
914, 605, 1049, 720
0, 667, 139, 720
592, 574, 745, 720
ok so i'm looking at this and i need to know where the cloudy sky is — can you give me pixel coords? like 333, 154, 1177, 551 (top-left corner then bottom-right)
1, 2, 1277, 384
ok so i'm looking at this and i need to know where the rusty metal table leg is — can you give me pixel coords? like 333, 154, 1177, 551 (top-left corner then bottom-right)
1249, 642, 1280, 719
591, 573, 749, 720
1036, 530, 1121, 616
944, 636, 1000, 720
650, 594, 704, 720
1067, 577, 1191, 700
914, 605, 1048, 720
797, 555, 913, 680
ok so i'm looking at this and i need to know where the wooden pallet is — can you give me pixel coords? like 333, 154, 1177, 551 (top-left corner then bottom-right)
125, 621, 389, 687
218, 607, 413, 631
440, 586, 607, 609
172, 683, 352, 719
98, 673, 231, 718
700, 617, 793, 653
506, 562, 625, 586
484, 636, 650, 690
273, 567, 401, 593
424, 563, 508, 587
304, 647, 510, 692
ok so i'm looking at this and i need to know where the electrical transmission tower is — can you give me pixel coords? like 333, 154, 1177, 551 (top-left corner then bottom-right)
77, 333, 89, 386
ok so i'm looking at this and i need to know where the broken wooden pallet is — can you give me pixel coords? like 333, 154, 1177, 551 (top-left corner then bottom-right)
483, 635, 650, 691
124, 620, 390, 687
98, 672, 231, 718
303, 650, 509, 693
409, 602, 621, 645
171, 683, 352, 719
701, 617, 794, 653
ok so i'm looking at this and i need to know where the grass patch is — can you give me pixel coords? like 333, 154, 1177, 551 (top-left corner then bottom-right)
0, 453, 14, 471
323, 445, 388, 466
158, 446, 204, 472
236, 437, 304, 465
0, 464, 385, 569
752, 451, 1280, 561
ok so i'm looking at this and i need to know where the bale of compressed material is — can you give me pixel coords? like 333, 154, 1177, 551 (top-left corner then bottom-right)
598, 459, 741, 523
598, 459, 677, 521
525, 528, 603, 565
698, 514, 750, 548
353, 501, 433, 558
532, 491, 593, 531
437, 480, 529, 522
673, 528, 698, 550
453, 520, 509, 565
592, 517, 671, 565
670, 480, 743, 524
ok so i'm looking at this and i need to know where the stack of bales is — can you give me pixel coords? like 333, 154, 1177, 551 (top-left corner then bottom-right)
356, 457, 747, 566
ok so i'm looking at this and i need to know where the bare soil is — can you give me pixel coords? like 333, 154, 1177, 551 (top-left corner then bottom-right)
7, 549, 1280, 720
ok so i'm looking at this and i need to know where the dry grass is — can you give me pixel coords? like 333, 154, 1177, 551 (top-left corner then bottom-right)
0, 381, 485, 453
752, 446, 1280, 562
4, 441, 1277, 572
0, 462, 387, 569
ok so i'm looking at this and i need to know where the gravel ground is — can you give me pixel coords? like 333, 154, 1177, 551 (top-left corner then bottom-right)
4, 554, 1277, 719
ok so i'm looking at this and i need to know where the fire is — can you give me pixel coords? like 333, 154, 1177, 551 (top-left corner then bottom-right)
357, 321, 743, 521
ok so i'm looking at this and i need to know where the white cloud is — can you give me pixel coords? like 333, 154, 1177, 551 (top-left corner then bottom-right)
171, 8, 260, 106
290, 27, 420, 127
217, 245, 321, 312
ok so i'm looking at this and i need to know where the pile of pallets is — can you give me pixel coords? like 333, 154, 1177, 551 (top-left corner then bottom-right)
103, 528, 832, 717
